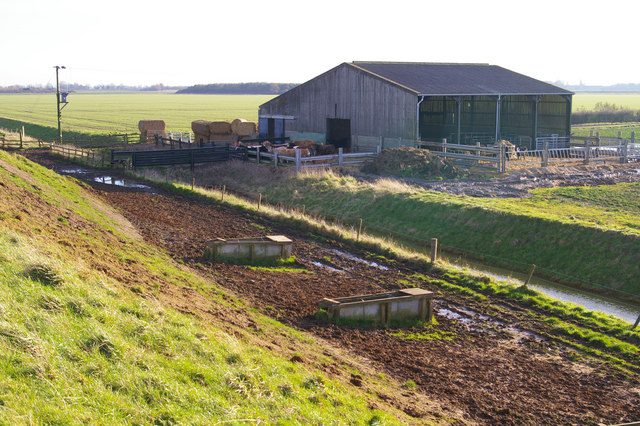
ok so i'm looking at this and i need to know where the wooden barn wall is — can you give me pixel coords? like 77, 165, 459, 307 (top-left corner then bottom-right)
259, 64, 417, 141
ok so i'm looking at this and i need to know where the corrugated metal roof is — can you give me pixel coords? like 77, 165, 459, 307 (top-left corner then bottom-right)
350, 62, 572, 96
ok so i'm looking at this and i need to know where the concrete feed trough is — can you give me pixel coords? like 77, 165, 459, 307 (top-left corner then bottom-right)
204, 235, 292, 263
320, 288, 434, 326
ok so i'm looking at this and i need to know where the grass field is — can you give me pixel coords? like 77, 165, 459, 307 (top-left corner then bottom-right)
572, 122, 640, 138
573, 93, 640, 110
0, 93, 273, 135
1, 92, 640, 139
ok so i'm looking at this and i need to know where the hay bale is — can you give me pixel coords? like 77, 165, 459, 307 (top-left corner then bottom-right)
235, 121, 258, 137
191, 120, 211, 135
230, 118, 247, 134
138, 120, 165, 132
209, 121, 232, 134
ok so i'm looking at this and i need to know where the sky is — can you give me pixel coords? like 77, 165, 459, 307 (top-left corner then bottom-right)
1, 0, 638, 87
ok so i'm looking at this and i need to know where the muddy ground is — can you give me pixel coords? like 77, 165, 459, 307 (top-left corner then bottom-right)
28, 151, 640, 425
362, 163, 640, 197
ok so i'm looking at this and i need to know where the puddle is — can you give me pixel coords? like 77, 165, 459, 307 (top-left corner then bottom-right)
93, 176, 151, 190
59, 168, 89, 174
330, 249, 389, 270
436, 306, 545, 342
310, 261, 343, 273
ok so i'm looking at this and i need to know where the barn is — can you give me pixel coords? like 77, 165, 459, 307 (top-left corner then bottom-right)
258, 62, 573, 151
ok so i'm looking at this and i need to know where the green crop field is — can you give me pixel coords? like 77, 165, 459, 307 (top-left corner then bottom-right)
0, 93, 273, 135
573, 93, 640, 110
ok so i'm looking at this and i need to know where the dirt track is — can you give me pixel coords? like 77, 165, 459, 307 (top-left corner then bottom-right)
29, 152, 640, 425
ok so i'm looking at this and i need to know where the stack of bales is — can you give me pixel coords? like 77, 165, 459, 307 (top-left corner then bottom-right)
190, 118, 258, 144
191, 120, 211, 144
138, 120, 166, 143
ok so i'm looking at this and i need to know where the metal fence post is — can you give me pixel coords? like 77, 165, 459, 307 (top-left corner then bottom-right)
338, 147, 344, 166
621, 140, 628, 164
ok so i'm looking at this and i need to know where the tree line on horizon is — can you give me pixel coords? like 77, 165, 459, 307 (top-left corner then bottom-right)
176, 83, 299, 95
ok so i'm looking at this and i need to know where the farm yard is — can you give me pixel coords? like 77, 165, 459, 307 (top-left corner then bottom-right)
12, 149, 640, 424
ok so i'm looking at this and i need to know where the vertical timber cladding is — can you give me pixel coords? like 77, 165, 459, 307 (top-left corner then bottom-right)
259, 63, 418, 150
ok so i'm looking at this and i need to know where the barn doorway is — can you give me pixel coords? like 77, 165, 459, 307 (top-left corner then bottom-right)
326, 118, 351, 151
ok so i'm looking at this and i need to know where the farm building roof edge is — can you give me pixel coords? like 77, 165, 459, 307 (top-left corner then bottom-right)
259, 61, 572, 110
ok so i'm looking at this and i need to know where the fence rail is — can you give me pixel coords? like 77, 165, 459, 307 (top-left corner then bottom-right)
247, 147, 379, 171
112, 145, 247, 169
416, 139, 506, 172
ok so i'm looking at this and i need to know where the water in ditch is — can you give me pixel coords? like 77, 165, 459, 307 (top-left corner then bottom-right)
438, 251, 639, 324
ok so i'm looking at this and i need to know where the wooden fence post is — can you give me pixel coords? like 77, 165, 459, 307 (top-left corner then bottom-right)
191, 176, 195, 190
221, 185, 226, 202
19, 126, 24, 149
295, 148, 302, 172
256, 147, 261, 163
442, 138, 447, 153
301, 204, 305, 216
356, 218, 363, 241
430, 238, 438, 263
338, 147, 344, 166
273, 152, 278, 167
542, 139, 549, 167
523, 264, 536, 287
498, 143, 506, 173
584, 137, 591, 165
632, 313, 640, 330
257, 193, 262, 211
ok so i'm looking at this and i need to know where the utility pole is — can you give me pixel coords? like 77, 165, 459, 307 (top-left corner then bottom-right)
54, 65, 67, 143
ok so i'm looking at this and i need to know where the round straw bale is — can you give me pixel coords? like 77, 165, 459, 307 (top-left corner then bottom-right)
209, 121, 232, 134
235, 121, 258, 137
138, 120, 165, 132
230, 118, 247, 134
191, 120, 211, 135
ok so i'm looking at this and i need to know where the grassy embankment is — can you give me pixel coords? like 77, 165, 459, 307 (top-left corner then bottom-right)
140, 163, 640, 299
127, 167, 640, 372
0, 150, 424, 424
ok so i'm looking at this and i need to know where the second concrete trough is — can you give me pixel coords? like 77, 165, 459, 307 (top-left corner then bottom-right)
319, 288, 434, 326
